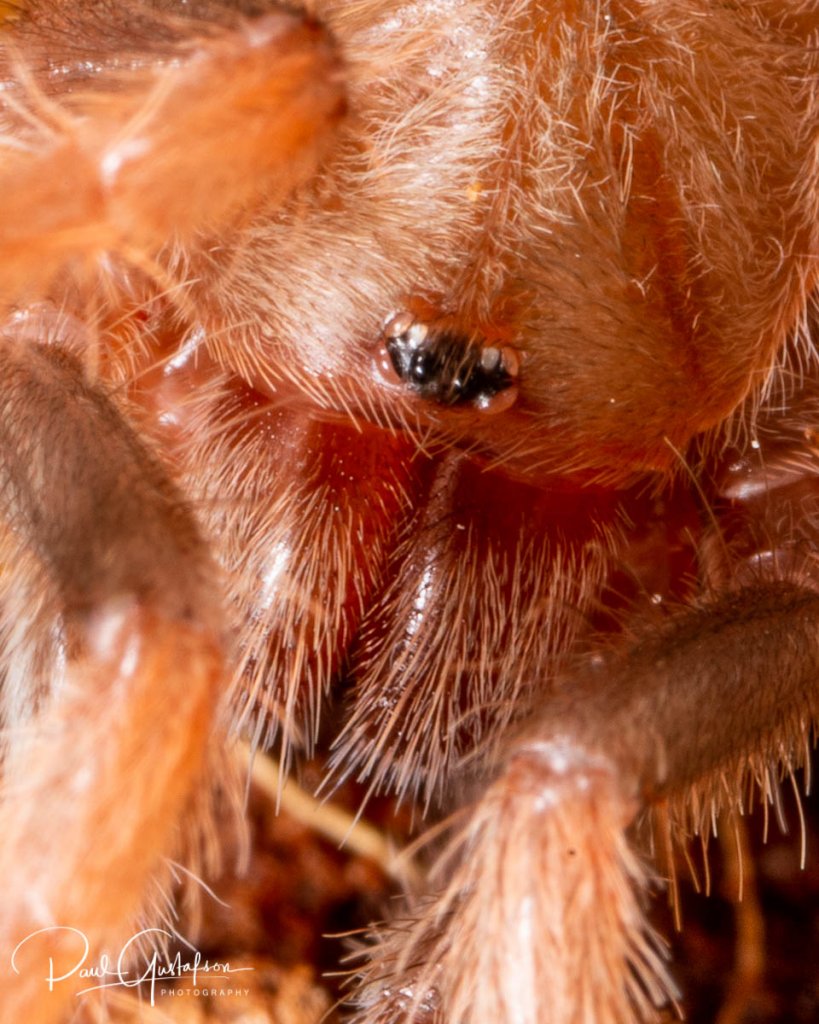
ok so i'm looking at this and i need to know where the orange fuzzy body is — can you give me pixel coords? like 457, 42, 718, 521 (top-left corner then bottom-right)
0, 3, 816, 1024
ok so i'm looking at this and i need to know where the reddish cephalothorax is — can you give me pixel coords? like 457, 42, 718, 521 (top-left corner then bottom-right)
0, 1, 816, 1022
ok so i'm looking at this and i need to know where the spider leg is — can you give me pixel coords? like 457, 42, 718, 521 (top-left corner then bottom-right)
351, 381, 819, 1024
0, 333, 225, 1023
0, 6, 344, 305
352, 574, 819, 1024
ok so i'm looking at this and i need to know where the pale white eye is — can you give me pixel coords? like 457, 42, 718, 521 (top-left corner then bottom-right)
384, 312, 416, 341
405, 322, 429, 348
480, 346, 501, 371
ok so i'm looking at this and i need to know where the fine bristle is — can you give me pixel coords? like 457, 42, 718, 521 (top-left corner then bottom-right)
350, 744, 676, 1024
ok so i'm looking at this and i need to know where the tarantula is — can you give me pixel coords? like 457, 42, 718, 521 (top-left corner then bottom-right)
0, 0, 817, 1022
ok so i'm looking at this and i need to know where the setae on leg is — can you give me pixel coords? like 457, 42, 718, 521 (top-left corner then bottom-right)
0, 333, 226, 1024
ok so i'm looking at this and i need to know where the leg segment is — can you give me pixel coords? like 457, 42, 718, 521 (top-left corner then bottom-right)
0, 333, 225, 1023
350, 382, 819, 1024
0, 4, 344, 305
352, 577, 819, 1024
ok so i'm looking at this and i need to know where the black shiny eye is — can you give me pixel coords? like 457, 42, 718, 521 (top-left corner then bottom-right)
383, 317, 518, 408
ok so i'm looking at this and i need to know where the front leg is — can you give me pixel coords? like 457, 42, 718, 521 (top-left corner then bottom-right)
0, 334, 225, 1024
350, 387, 819, 1024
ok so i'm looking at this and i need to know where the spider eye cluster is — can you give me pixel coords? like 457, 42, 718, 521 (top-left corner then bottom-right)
383, 315, 518, 409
